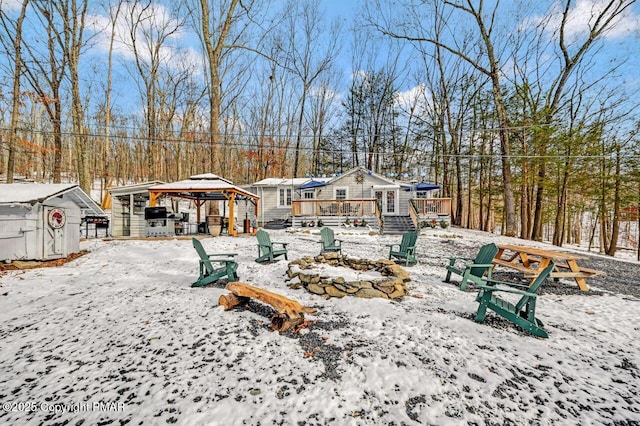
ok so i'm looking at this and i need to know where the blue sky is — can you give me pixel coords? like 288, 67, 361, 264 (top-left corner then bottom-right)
2, 0, 639, 126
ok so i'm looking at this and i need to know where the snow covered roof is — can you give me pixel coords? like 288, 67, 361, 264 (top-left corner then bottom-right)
0, 183, 106, 216
189, 173, 232, 184
149, 178, 258, 200
108, 181, 165, 196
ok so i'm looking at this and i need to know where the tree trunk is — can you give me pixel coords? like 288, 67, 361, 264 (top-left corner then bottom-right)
4, 0, 29, 183
606, 147, 622, 256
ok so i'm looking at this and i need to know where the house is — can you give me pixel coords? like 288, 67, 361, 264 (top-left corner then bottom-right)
244, 176, 332, 227
0, 183, 106, 261
250, 166, 450, 234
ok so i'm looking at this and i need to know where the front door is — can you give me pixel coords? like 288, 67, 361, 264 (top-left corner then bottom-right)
374, 189, 398, 216
43, 206, 66, 259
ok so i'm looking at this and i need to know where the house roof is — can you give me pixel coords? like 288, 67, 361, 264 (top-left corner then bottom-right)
252, 177, 331, 187
0, 183, 106, 216
329, 166, 400, 187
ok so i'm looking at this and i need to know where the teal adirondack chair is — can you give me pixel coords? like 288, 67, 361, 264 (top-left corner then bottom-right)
445, 243, 499, 291
474, 262, 555, 338
318, 227, 343, 255
191, 238, 238, 287
255, 229, 288, 263
386, 231, 418, 266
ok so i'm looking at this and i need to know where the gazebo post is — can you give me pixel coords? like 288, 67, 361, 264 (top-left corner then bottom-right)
228, 192, 237, 236
149, 191, 160, 207
195, 198, 204, 225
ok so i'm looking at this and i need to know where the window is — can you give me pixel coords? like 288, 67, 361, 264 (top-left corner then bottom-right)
278, 188, 292, 207
303, 191, 314, 199
335, 188, 347, 200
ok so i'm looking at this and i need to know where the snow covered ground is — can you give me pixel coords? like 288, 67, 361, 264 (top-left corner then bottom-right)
0, 227, 639, 425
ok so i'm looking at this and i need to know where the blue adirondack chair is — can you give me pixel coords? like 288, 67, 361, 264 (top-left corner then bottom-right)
445, 243, 499, 291
386, 231, 418, 266
318, 227, 343, 255
474, 262, 555, 338
191, 238, 238, 287
255, 229, 288, 263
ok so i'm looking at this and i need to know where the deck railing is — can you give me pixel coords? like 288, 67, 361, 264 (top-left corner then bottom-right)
411, 198, 452, 216
291, 199, 378, 217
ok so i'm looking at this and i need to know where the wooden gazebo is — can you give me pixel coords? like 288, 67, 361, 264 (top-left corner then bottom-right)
148, 174, 259, 236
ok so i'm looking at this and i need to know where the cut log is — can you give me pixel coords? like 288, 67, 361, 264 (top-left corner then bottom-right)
225, 282, 316, 319
218, 293, 249, 310
223, 282, 317, 332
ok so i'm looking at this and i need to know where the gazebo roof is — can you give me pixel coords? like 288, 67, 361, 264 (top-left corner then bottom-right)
148, 175, 259, 202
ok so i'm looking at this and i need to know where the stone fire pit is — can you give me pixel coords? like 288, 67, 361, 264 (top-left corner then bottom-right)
286, 253, 411, 299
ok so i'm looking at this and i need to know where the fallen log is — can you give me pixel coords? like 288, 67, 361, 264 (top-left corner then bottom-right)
221, 282, 316, 332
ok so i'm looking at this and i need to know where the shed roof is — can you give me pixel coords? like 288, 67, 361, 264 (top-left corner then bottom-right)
108, 181, 165, 196
0, 183, 106, 216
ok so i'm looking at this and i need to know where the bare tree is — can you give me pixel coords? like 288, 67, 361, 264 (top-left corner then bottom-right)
527, 0, 637, 241
0, 0, 29, 183
21, 0, 68, 183
278, 0, 340, 177
366, 0, 520, 236
121, 0, 187, 179
53, 0, 91, 193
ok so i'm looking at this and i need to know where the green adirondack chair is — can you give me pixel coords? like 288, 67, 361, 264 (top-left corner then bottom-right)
474, 262, 555, 338
444, 243, 499, 291
255, 229, 289, 263
191, 238, 238, 287
318, 227, 343, 255
386, 231, 418, 266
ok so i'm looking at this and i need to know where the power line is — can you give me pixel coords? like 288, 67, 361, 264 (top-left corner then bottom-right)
1, 126, 635, 160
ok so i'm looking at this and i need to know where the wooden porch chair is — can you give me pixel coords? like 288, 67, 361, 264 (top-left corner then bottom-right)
318, 227, 343, 255
474, 262, 555, 338
255, 229, 288, 263
191, 238, 238, 287
444, 243, 499, 291
386, 231, 418, 266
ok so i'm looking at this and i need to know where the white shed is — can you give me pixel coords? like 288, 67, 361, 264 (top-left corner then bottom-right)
0, 184, 105, 261
108, 181, 164, 237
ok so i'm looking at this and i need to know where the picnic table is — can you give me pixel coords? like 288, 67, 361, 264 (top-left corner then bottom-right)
492, 244, 604, 292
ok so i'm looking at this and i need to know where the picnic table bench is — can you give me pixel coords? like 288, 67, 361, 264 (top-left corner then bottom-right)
492, 244, 604, 292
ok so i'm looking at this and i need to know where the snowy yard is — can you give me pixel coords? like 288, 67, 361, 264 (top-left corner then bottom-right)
0, 227, 639, 425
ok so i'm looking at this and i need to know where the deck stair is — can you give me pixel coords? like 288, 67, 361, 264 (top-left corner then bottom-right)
382, 215, 415, 235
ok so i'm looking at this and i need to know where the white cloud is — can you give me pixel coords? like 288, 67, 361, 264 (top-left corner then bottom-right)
526, 0, 640, 42
394, 84, 432, 116
87, 2, 202, 75
0, 0, 23, 13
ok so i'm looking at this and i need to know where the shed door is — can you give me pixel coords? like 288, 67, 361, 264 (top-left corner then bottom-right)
43, 206, 66, 259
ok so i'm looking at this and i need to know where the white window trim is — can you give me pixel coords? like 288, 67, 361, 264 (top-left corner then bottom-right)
277, 187, 292, 207
334, 187, 349, 200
